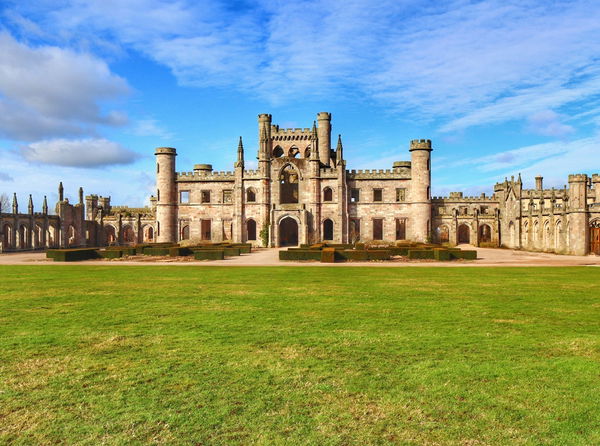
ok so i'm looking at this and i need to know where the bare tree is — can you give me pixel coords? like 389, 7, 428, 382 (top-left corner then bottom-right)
0, 193, 9, 213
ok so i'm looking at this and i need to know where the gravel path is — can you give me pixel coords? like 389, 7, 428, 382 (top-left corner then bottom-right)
1, 245, 600, 267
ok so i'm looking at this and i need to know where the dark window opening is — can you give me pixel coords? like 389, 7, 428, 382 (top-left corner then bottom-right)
323, 219, 334, 240
323, 187, 333, 202
280, 166, 299, 204
201, 219, 211, 240
246, 188, 256, 202
247, 219, 257, 240
373, 218, 383, 240
201, 190, 211, 203
373, 189, 383, 202
350, 188, 360, 203
395, 219, 406, 240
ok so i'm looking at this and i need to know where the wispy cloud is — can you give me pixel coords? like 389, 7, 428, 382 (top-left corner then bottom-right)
9, 0, 600, 132
21, 138, 141, 167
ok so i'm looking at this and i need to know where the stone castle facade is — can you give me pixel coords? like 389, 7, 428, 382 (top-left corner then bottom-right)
1, 112, 600, 255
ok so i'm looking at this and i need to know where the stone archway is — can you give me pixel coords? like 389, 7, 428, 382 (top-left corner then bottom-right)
279, 217, 298, 247
458, 223, 470, 244
323, 219, 334, 241
590, 219, 600, 255
478, 224, 492, 243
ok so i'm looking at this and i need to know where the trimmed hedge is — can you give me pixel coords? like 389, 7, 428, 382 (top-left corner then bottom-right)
407, 249, 435, 259
450, 250, 477, 260
321, 248, 336, 263
230, 243, 252, 254
194, 250, 225, 260
50, 248, 99, 262
143, 247, 171, 256
337, 250, 368, 261
97, 250, 122, 259
279, 250, 322, 261
366, 250, 391, 260
433, 249, 451, 261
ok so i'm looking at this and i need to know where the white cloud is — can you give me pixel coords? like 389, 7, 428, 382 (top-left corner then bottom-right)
526, 110, 574, 138
132, 119, 174, 140
6, 1, 600, 133
0, 32, 129, 141
0, 171, 14, 181
21, 138, 141, 167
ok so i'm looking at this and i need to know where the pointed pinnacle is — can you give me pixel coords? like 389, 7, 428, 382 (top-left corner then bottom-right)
238, 136, 244, 150
336, 134, 343, 150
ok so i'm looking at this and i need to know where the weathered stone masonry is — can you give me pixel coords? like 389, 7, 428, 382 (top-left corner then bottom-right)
153, 112, 600, 255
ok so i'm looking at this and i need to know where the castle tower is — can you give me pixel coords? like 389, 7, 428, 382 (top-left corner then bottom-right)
258, 113, 272, 162
317, 112, 332, 166
409, 139, 432, 243
592, 174, 600, 203
155, 147, 177, 243
567, 174, 588, 255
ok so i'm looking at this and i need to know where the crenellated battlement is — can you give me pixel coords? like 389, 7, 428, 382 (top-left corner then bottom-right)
176, 171, 235, 182
347, 168, 411, 180
271, 127, 312, 141
568, 173, 588, 182
409, 139, 432, 151
432, 194, 498, 203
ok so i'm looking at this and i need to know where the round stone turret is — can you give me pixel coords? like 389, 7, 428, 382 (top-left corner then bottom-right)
409, 139, 432, 151
317, 112, 332, 166
155, 146, 177, 243
193, 164, 213, 174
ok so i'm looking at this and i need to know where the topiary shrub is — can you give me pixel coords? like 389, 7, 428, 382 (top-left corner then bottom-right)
97, 249, 122, 259
321, 248, 336, 263
51, 248, 99, 262
143, 247, 171, 256
367, 250, 391, 260
194, 250, 225, 260
279, 250, 321, 261
433, 249, 451, 261
407, 249, 435, 259
450, 250, 477, 260
338, 250, 368, 261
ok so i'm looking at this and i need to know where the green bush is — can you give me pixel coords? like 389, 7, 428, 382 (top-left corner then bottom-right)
194, 250, 225, 260
433, 249, 451, 261
230, 243, 252, 254
354, 243, 366, 250
389, 247, 409, 256
51, 248, 99, 262
367, 250, 391, 260
168, 247, 194, 257
46, 250, 57, 259
279, 250, 321, 261
321, 248, 336, 263
337, 250, 368, 261
143, 247, 171, 256
450, 250, 477, 260
408, 249, 435, 259
97, 250, 122, 259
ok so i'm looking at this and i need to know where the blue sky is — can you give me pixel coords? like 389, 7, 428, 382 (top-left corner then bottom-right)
1, 0, 600, 207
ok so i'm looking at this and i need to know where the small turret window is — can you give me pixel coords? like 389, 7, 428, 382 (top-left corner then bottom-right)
323, 187, 333, 202
273, 146, 284, 158
157, 163, 160, 173
373, 189, 383, 202
396, 188, 406, 202
246, 188, 256, 202
180, 191, 189, 203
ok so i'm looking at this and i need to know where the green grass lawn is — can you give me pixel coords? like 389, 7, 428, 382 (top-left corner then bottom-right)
0, 266, 599, 445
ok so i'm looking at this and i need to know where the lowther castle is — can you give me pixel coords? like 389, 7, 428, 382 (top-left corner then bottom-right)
1, 112, 600, 255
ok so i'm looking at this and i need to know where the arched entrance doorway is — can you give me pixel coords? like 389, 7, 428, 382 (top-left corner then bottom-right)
458, 224, 470, 244
279, 217, 298, 247
246, 219, 257, 241
478, 224, 492, 243
323, 219, 333, 241
590, 220, 600, 255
